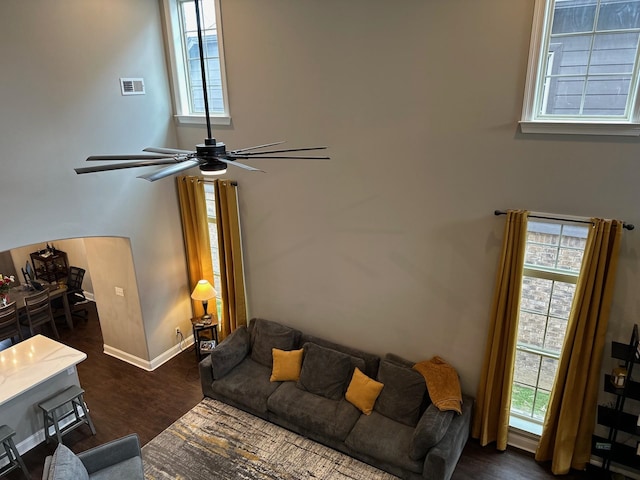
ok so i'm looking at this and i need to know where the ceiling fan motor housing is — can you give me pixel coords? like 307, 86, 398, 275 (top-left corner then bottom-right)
197, 140, 228, 173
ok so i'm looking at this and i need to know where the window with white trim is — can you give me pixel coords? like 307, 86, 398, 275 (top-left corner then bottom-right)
510, 220, 589, 434
521, 0, 640, 136
162, 0, 230, 125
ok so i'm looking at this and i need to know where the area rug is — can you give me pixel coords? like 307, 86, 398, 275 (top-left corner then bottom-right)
142, 397, 399, 479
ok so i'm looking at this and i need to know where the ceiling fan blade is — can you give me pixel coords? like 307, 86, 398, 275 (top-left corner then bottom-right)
230, 155, 331, 160
143, 147, 195, 155
230, 141, 286, 154
231, 146, 328, 156
217, 157, 264, 172
75, 159, 179, 175
87, 154, 175, 161
137, 159, 201, 182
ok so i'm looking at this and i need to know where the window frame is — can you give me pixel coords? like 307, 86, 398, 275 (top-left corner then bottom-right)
161, 0, 231, 126
520, 0, 640, 136
509, 219, 588, 435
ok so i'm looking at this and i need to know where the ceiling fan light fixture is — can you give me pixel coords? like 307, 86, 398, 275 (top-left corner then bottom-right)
200, 165, 227, 176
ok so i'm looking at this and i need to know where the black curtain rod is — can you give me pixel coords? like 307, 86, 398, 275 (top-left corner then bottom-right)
494, 210, 634, 231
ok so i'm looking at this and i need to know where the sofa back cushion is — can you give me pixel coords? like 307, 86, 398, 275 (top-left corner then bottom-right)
250, 318, 301, 367
374, 359, 427, 427
300, 333, 380, 379
297, 342, 365, 400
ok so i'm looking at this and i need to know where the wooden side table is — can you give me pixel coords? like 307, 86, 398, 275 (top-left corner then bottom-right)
191, 318, 219, 361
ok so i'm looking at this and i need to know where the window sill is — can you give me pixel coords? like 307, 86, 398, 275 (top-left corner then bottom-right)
509, 415, 543, 436
174, 114, 231, 126
519, 121, 640, 137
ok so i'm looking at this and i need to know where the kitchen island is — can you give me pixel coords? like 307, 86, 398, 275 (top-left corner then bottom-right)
0, 335, 87, 453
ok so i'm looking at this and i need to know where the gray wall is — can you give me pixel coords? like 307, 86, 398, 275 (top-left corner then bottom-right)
0, 0, 192, 361
1, 0, 639, 395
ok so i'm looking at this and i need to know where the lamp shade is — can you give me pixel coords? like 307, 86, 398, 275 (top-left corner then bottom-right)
191, 279, 217, 301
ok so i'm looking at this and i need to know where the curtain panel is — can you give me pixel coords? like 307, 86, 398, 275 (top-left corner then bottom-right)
535, 218, 623, 474
213, 179, 247, 339
176, 176, 215, 320
472, 209, 529, 450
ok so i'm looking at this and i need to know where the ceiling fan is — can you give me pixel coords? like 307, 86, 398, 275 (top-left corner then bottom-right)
74, 0, 329, 182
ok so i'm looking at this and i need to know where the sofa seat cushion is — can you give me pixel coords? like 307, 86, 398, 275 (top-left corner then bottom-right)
211, 357, 280, 414
375, 359, 427, 427
250, 318, 301, 368
345, 412, 423, 474
267, 382, 361, 442
88, 457, 143, 480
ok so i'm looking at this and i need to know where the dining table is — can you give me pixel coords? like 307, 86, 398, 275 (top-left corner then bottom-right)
5, 283, 73, 330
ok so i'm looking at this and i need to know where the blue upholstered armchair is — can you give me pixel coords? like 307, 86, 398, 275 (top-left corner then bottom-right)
41, 434, 143, 480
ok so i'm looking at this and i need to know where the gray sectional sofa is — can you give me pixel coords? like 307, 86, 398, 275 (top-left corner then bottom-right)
199, 318, 473, 480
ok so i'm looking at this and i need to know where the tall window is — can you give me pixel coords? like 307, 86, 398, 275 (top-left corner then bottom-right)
510, 220, 589, 433
521, 0, 640, 135
204, 182, 222, 320
162, 0, 230, 125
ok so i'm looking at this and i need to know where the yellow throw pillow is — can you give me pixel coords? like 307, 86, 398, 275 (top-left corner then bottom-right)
270, 348, 304, 382
345, 367, 384, 415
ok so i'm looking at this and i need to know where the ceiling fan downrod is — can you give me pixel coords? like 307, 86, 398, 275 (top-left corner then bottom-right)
194, 0, 213, 141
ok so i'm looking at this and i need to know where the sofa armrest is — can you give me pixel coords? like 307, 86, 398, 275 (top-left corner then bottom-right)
77, 434, 141, 474
422, 394, 474, 480
409, 404, 455, 460
207, 325, 250, 380
199, 354, 215, 397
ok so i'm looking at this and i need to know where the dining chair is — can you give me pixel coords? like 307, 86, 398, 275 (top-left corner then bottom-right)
0, 301, 23, 345
22, 289, 59, 339
66, 266, 89, 322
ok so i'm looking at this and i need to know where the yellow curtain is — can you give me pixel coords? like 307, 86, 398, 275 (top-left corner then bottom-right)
214, 179, 247, 340
176, 176, 215, 320
471, 209, 528, 450
535, 218, 623, 474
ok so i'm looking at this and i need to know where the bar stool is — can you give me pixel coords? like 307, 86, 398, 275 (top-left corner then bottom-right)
0, 425, 29, 478
38, 385, 96, 445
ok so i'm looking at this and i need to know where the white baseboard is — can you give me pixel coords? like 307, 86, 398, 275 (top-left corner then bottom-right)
103, 335, 194, 371
0, 406, 88, 466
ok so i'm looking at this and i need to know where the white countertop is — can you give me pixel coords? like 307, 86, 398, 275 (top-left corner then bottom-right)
0, 335, 87, 405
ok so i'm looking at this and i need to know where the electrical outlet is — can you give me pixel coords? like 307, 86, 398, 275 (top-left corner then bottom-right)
175, 327, 181, 336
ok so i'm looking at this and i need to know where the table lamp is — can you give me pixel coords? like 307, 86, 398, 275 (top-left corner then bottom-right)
191, 279, 217, 322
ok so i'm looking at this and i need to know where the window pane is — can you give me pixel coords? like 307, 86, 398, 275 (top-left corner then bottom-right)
597, 0, 640, 30
552, 1, 597, 34
533, 389, 552, 420
544, 317, 569, 352
549, 281, 576, 319
521, 277, 552, 314
560, 226, 589, 246
518, 312, 548, 347
538, 357, 559, 391
591, 33, 639, 75
528, 222, 561, 242
526, 244, 559, 267
512, 383, 535, 417
514, 351, 542, 387
557, 246, 585, 271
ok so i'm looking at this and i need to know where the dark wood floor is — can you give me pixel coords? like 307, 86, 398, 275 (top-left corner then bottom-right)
4, 304, 593, 480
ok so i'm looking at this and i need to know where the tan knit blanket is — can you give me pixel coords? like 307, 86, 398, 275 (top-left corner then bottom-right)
413, 356, 462, 414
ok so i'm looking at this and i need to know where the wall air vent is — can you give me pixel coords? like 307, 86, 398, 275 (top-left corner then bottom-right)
119, 78, 145, 96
